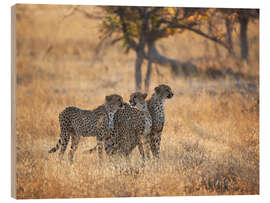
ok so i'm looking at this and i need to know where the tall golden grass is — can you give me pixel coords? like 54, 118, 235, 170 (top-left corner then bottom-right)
15, 5, 259, 198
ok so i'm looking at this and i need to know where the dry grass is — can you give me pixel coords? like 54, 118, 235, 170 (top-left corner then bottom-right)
15, 5, 259, 199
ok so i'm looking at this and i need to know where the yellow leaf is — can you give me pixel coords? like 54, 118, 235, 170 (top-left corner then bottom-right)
166, 28, 172, 35
168, 7, 175, 15
187, 15, 195, 21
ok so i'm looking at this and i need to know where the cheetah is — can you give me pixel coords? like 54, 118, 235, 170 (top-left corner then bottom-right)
147, 84, 174, 159
85, 92, 152, 162
48, 94, 124, 163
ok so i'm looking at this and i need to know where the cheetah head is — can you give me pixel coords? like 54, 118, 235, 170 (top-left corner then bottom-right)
129, 92, 148, 110
154, 84, 174, 99
105, 94, 124, 113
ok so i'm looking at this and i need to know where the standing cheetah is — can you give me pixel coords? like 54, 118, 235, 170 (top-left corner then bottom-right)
147, 84, 174, 159
48, 94, 124, 163
85, 92, 152, 162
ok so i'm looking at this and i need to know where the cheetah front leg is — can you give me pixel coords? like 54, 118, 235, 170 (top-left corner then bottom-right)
150, 131, 161, 159
97, 139, 103, 161
143, 135, 151, 160
137, 138, 146, 165
96, 131, 105, 165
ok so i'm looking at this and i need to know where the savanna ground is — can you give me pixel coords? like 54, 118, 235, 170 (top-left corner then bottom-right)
15, 5, 259, 198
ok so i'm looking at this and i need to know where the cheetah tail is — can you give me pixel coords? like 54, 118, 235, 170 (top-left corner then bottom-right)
83, 145, 97, 154
48, 139, 61, 153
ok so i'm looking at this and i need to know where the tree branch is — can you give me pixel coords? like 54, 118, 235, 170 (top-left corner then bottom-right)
167, 22, 229, 49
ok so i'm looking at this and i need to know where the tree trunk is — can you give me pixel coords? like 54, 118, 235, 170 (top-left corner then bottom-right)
225, 18, 235, 56
239, 16, 249, 61
145, 59, 152, 92
135, 49, 144, 91
135, 8, 148, 91
144, 43, 154, 92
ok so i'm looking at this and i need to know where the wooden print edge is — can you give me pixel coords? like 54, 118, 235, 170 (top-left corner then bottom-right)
11, 4, 17, 199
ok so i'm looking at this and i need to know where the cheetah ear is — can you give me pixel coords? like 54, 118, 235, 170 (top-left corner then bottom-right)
155, 86, 161, 94
143, 93, 147, 99
105, 95, 111, 102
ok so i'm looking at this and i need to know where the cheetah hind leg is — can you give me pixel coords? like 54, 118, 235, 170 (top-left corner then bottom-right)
68, 133, 80, 164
